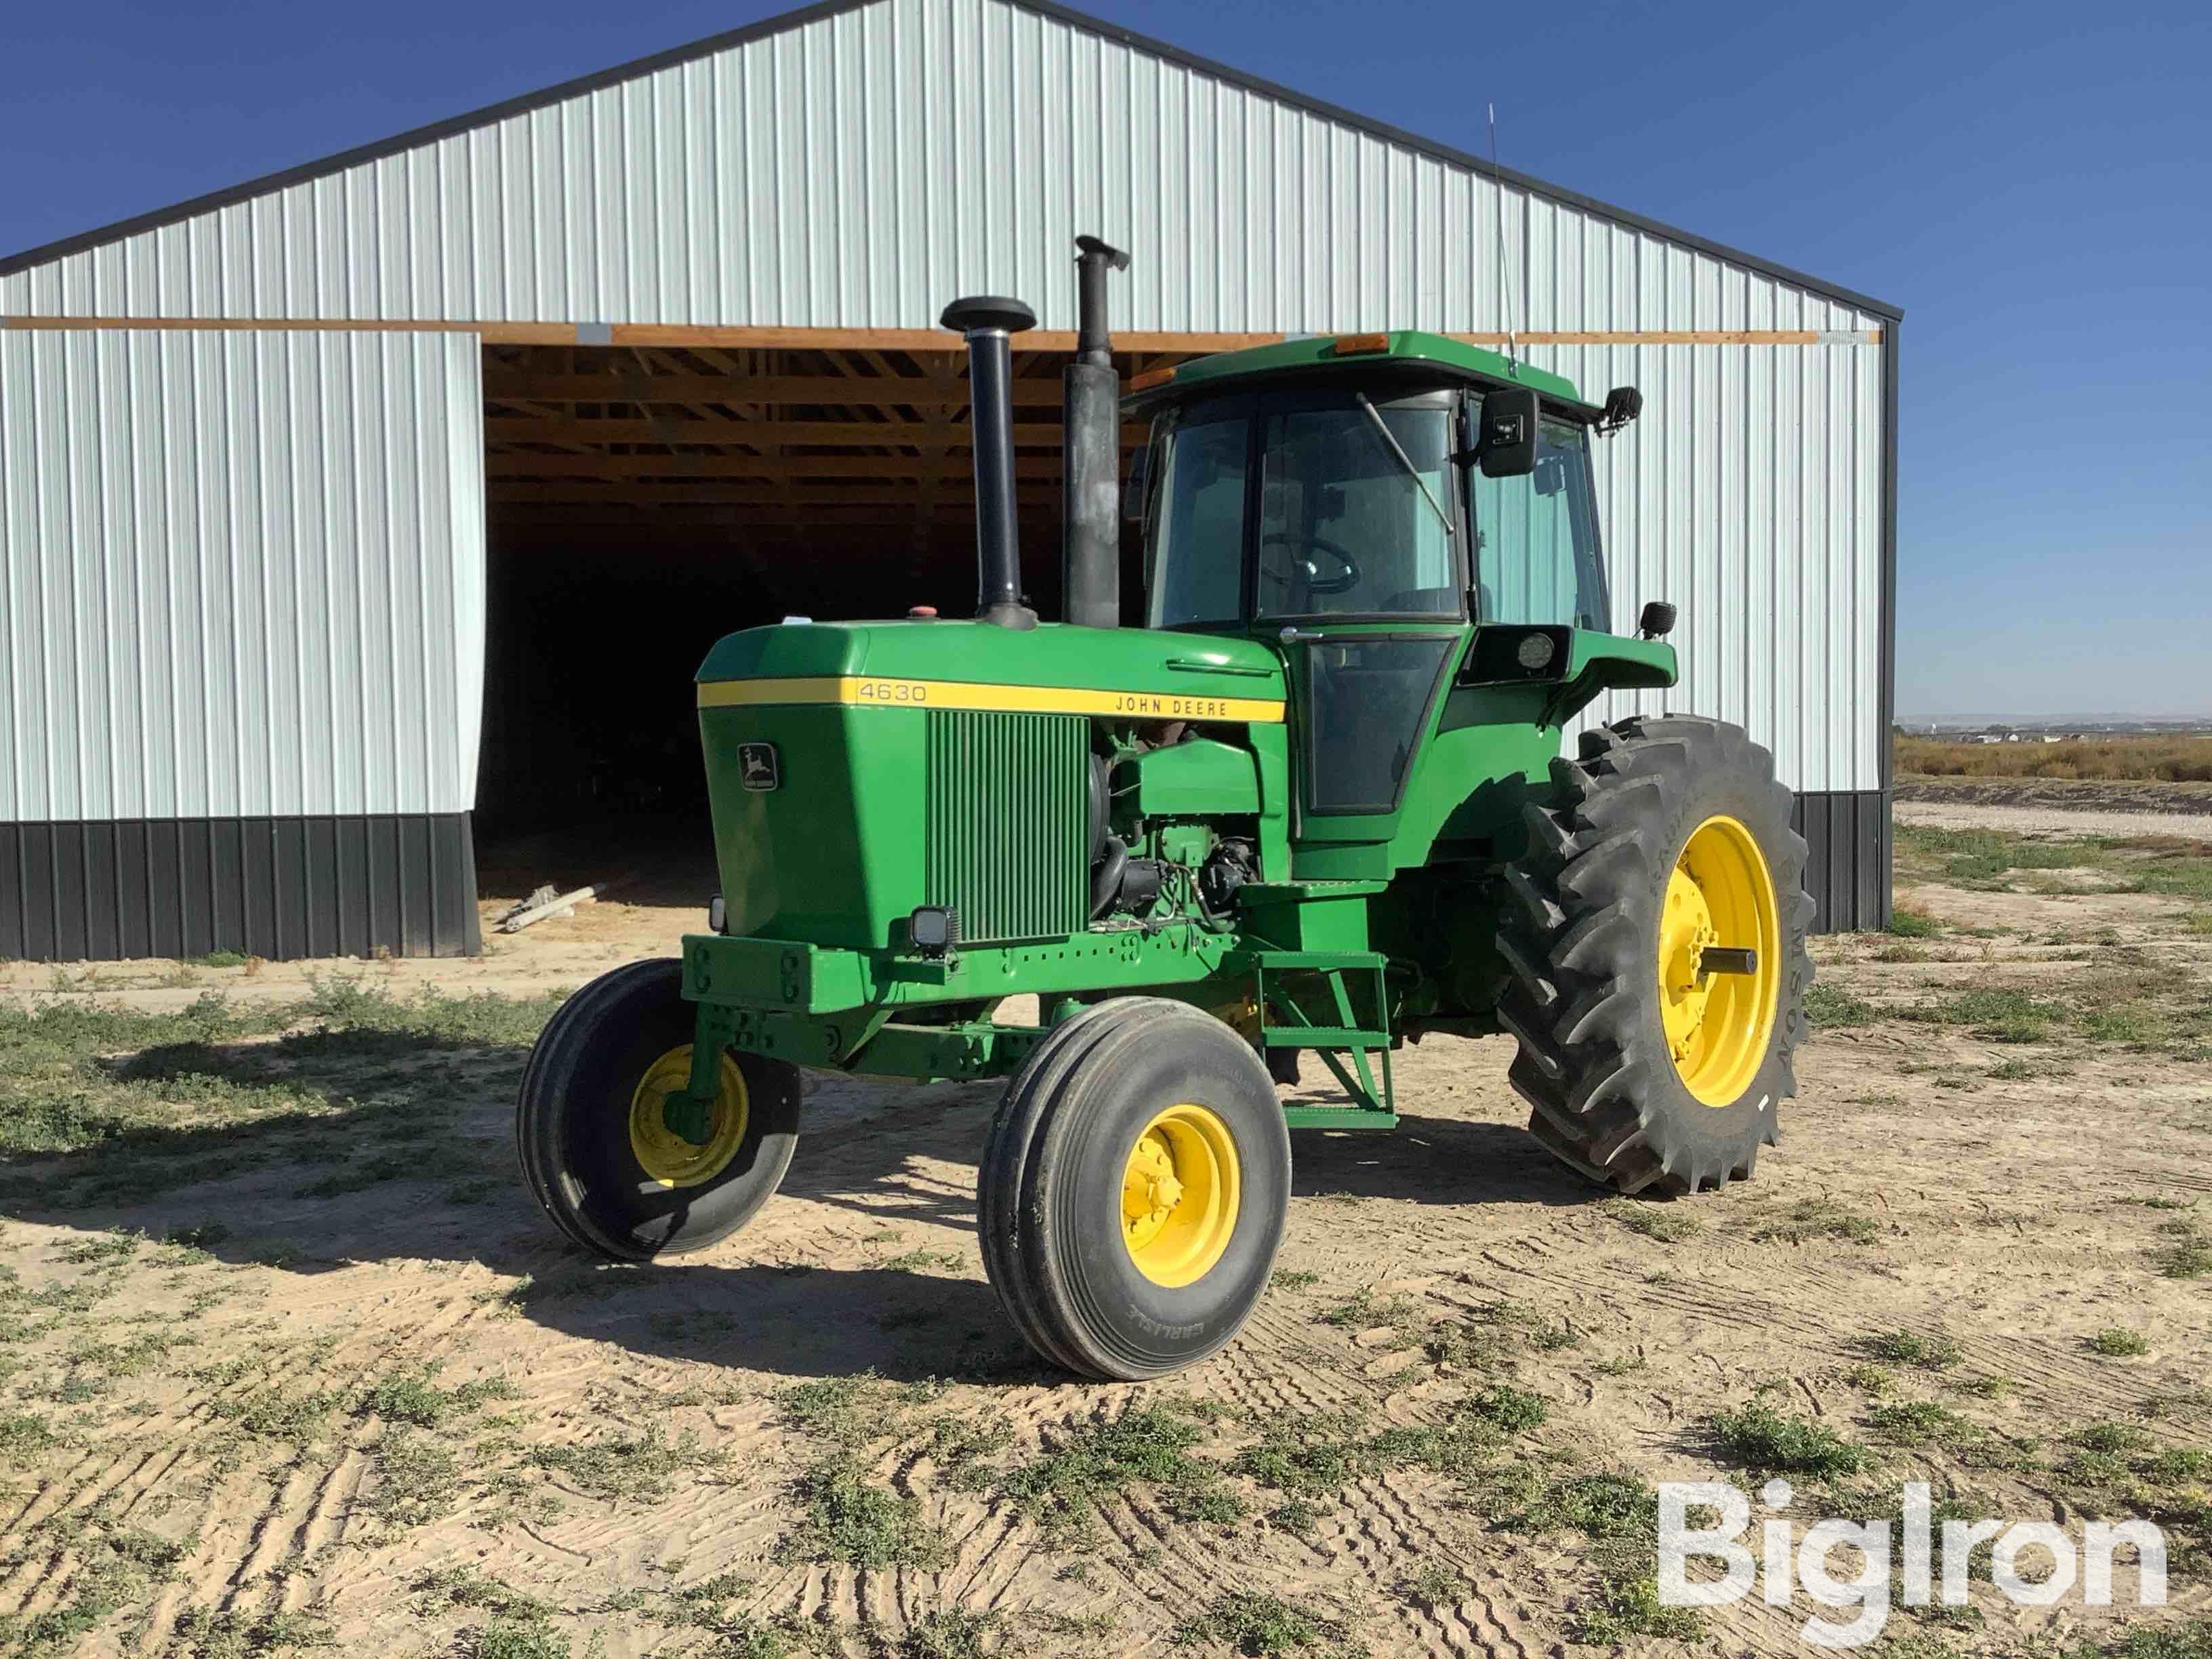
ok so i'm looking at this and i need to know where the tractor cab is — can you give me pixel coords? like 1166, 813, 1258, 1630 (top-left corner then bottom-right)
1125, 333, 1664, 868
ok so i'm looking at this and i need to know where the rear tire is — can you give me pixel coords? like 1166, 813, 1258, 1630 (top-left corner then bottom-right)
516, 959, 801, 1261
1498, 716, 1814, 1195
979, 998, 1291, 1380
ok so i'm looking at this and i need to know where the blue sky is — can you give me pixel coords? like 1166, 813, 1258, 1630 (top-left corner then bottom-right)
5, 0, 2207, 718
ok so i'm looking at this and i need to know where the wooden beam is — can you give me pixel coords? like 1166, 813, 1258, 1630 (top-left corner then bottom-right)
489, 483, 1057, 506
480, 372, 1073, 407
483, 417, 1148, 447
489, 453, 1069, 481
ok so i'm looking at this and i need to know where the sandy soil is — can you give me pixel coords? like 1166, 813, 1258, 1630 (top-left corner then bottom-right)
1896, 799, 2212, 840
3, 860, 2210, 1654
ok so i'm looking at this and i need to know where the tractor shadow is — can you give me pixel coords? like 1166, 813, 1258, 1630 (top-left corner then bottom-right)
1, 1016, 1598, 1382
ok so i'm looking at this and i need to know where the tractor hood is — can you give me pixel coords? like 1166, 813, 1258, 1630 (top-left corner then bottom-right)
696, 619, 1288, 724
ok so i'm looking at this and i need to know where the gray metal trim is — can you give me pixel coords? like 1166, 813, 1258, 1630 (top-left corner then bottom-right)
0, 813, 482, 961
0, 0, 1902, 323
1792, 789, 1889, 935
1876, 316, 1901, 927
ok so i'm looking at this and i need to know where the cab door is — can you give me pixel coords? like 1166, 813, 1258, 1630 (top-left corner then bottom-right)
1250, 390, 1471, 869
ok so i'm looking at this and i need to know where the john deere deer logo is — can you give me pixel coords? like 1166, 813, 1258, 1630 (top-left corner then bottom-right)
738, 743, 779, 792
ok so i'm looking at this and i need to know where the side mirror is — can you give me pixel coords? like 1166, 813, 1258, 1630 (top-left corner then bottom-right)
1477, 386, 1539, 478
1639, 600, 1677, 640
1120, 443, 1152, 522
1598, 385, 1643, 434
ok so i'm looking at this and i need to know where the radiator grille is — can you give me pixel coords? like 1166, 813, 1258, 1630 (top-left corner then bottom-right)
924, 710, 1088, 945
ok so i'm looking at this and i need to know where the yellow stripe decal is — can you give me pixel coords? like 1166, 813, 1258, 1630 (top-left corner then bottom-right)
697, 675, 1286, 724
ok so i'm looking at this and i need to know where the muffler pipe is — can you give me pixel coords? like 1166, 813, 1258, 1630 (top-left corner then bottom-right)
939, 295, 1038, 630
1063, 235, 1132, 629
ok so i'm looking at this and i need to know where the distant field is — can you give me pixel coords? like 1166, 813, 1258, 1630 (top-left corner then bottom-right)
1898, 733, 2212, 782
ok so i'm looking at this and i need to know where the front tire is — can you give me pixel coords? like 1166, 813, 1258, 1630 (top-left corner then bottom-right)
1498, 716, 1814, 1195
978, 998, 1291, 1380
516, 959, 801, 1261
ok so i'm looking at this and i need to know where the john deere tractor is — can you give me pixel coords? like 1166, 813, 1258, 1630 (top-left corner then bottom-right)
517, 237, 1813, 1380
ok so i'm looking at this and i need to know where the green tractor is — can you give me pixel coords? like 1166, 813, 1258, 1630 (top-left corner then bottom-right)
517, 237, 1813, 1380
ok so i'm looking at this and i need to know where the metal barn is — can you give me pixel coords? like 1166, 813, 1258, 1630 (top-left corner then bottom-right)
0, 0, 1899, 960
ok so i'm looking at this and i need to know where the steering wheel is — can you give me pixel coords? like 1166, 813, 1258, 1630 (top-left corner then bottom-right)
1259, 530, 1362, 596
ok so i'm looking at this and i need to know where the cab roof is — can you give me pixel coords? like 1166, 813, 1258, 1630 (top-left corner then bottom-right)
1125, 329, 1585, 411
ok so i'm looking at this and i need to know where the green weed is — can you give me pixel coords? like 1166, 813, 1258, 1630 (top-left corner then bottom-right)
1806, 985, 1880, 1028
1002, 1403, 1242, 1543
2090, 1328, 2152, 1358
529, 1427, 723, 1503
1600, 1197, 1702, 1243
1752, 1198, 1882, 1246
781, 1452, 949, 1570
1577, 1574, 1704, 1643
1886, 905, 1943, 939
1173, 1591, 1361, 1657
1710, 1401, 1868, 1477
1866, 1401, 1980, 1450
1864, 1330, 1964, 1370
1269, 1269, 1320, 1291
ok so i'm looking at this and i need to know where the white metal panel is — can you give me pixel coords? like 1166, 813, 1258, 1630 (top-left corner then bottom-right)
0, 0, 1886, 793
0, 329, 485, 822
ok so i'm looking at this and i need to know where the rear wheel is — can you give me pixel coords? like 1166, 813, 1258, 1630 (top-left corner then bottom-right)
516, 959, 801, 1260
979, 998, 1291, 1379
1498, 716, 1814, 1195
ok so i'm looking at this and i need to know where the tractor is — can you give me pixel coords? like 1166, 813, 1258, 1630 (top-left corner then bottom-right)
517, 237, 1813, 1381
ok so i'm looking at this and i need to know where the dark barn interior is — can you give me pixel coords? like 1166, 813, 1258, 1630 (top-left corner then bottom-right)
473, 341, 1176, 892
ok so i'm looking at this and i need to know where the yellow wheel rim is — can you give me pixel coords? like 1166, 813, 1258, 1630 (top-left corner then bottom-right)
628, 1044, 750, 1188
1658, 815, 1782, 1107
1121, 1103, 1241, 1288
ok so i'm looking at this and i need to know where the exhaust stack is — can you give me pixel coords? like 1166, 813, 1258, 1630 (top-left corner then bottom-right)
939, 295, 1039, 630
1063, 236, 1132, 629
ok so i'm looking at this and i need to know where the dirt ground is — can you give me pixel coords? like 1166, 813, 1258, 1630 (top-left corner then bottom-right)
2, 820, 2209, 1658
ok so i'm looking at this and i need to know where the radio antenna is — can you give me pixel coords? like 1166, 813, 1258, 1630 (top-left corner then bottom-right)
1488, 102, 1519, 374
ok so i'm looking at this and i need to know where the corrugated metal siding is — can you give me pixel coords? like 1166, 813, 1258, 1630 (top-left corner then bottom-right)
0, 0, 1885, 805
0, 0, 1889, 341
0, 329, 485, 821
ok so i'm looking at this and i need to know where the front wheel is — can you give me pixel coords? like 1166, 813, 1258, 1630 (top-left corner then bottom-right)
1498, 716, 1814, 1195
516, 959, 801, 1261
978, 998, 1291, 1380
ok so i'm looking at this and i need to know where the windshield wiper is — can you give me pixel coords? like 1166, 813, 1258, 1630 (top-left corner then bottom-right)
1355, 394, 1455, 539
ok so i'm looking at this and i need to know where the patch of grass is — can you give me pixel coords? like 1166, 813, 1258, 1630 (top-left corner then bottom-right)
2093, 1621, 2212, 1659
1316, 1286, 1418, 1332
1002, 1403, 1242, 1543
779, 1372, 934, 1449
1864, 1330, 1964, 1370
414, 1565, 554, 1618
365, 1429, 463, 1525
529, 1426, 724, 1503
1902, 986, 2068, 1043
457, 1616, 571, 1659
1399, 1563, 1468, 1606
1710, 1401, 1868, 1477
1269, 1498, 1324, 1535
878, 1247, 962, 1274
1600, 1197, 1702, 1242
0, 1408, 62, 1461
897, 1607, 997, 1658
1751, 1197, 1882, 1246
1269, 1269, 1320, 1292
363, 1362, 521, 1429
213, 1387, 342, 1442
1173, 1591, 1361, 1657
1866, 1401, 1980, 1450
781, 1452, 949, 1570
0, 1521, 194, 1654
1806, 985, 1879, 1028
2074, 1421, 2154, 1454
168, 1605, 336, 1654
1577, 1574, 1704, 1644
2154, 1231, 2212, 1279
1886, 904, 1943, 939
2090, 1328, 2152, 1358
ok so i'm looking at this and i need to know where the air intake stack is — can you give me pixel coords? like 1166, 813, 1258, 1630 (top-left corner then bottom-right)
1062, 235, 1132, 629
939, 295, 1039, 630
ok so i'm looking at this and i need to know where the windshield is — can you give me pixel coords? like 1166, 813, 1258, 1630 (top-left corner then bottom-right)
1469, 413, 1607, 630
1146, 394, 1458, 628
